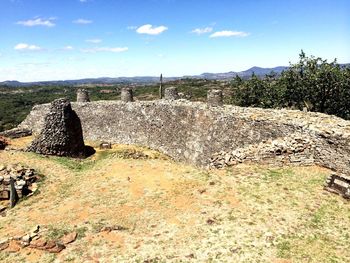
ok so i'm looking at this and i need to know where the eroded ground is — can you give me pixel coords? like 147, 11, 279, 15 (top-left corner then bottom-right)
0, 137, 349, 262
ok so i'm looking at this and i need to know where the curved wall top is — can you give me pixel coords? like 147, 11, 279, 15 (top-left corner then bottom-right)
19, 100, 350, 174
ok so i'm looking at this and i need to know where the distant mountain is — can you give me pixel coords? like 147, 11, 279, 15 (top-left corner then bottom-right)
1, 64, 348, 87
196, 66, 289, 80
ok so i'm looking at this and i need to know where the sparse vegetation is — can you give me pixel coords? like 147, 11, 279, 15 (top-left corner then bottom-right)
0, 138, 349, 262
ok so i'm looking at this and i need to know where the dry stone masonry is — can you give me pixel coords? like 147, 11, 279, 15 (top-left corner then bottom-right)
27, 98, 86, 157
121, 87, 134, 102
207, 89, 223, 107
0, 128, 32, 139
76, 89, 90, 102
210, 133, 315, 168
0, 164, 37, 202
164, 87, 179, 100
324, 173, 350, 199
19, 99, 350, 182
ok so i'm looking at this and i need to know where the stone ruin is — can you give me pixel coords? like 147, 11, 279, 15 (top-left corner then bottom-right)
324, 173, 350, 199
76, 89, 90, 102
121, 87, 134, 102
207, 89, 223, 107
0, 164, 38, 209
0, 128, 31, 139
164, 87, 179, 100
27, 98, 86, 157
13, 87, 350, 200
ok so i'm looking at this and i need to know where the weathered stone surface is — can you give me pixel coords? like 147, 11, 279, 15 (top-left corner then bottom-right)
29, 238, 47, 249
164, 87, 179, 100
324, 173, 350, 199
0, 128, 32, 139
18, 100, 350, 177
76, 89, 90, 102
9, 178, 18, 208
207, 89, 223, 107
61, 232, 77, 245
99, 142, 112, 149
47, 243, 66, 253
0, 164, 38, 202
0, 240, 9, 251
121, 87, 133, 102
27, 98, 86, 157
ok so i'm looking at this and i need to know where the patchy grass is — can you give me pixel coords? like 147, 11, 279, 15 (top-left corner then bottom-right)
45, 224, 88, 241
0, 139, 349, 262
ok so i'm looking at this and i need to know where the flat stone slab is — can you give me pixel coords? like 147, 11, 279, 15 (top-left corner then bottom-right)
324, 173, 350, 199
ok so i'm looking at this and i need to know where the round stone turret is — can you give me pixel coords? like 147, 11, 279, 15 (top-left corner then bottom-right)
164, 87, 179, 100
207, 89, 223, 106
76, 89, 90, 102
121, 87, 134, 102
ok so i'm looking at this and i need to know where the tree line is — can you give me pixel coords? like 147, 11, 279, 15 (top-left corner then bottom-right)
230, 51, 350, 120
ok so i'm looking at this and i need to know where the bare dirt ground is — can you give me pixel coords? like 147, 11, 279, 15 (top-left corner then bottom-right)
0, 137, 349, 262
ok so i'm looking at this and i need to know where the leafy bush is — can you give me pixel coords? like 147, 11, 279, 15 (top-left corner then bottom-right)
230, 51, 350, 119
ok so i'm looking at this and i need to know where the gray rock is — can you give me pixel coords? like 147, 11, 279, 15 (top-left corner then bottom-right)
164, 87, 179, 100
0, 128, 32, 139
120, 87, 133, 102
76, 89, 90, 102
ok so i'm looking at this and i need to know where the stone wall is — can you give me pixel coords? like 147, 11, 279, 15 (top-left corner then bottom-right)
18, 100, 350, 175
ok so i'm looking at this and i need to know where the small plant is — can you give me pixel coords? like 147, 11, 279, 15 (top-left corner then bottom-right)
276, 240, 292, 258
46, 225, 88, 241
46, 225, 71, 240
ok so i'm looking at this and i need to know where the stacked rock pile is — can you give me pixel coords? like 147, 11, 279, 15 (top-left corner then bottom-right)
210, 133, 315, 169
0, 164, 37, 200
0, 225, 77, 253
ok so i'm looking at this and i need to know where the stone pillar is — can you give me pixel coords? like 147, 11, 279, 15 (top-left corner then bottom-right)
207, 89, 223, 106
76, 89, 90, 102
121, 87, 133, 102
10, 178, 18, 208
159, 73, 163, 99
164, 87, 179, 100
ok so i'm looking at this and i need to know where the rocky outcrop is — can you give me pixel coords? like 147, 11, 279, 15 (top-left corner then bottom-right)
18, 100, 350, 176
26, 98, 86, 157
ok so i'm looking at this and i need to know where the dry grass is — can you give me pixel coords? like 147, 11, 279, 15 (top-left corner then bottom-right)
0, 137, 349, 262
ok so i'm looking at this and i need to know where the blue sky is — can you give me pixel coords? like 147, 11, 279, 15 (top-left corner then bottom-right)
0, 0, 349, 82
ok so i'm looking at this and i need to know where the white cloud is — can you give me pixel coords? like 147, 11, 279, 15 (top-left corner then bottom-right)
136, 24, 168, 35
63, 46, 74, 50
191, 27, 213, 35
86, 39, 102, 44
73, 19, 92, 24
14, 43, 43, 51
16, 17, 55, 27
81, 47, 128, 53
79, 0, 88, 2
210, 30, 249, 38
